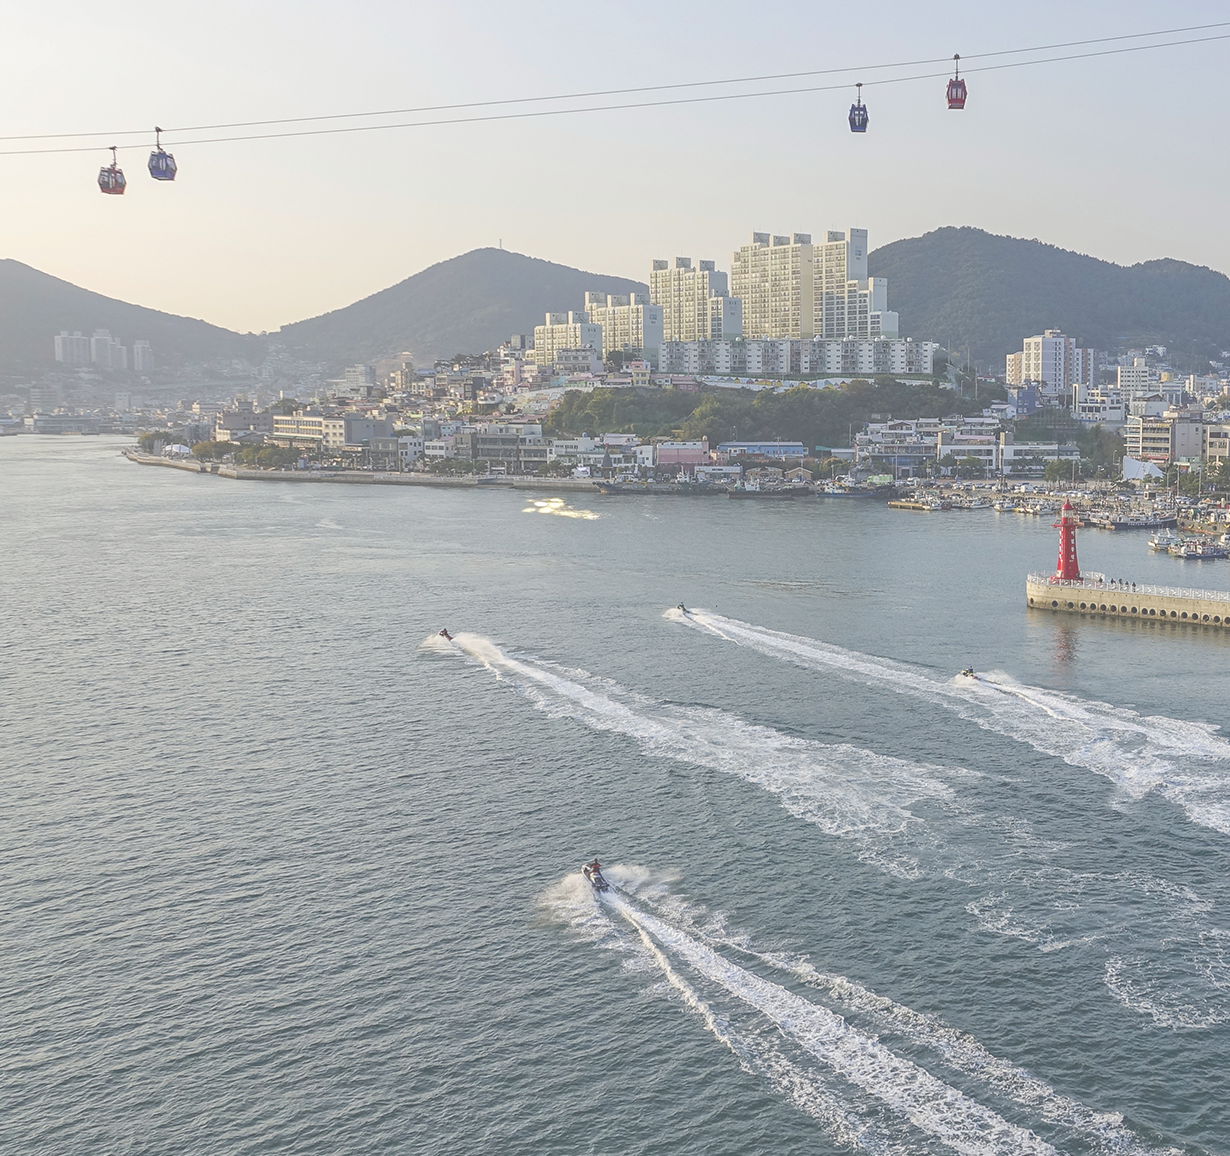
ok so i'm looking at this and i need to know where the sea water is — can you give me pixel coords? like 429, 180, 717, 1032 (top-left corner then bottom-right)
2, 437, 1228, 1155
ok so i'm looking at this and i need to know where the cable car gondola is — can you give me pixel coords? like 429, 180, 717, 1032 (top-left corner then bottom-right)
148, 127, 177, 181
848, 82, 868, 133
947, 55, 967, 110
98, 146, 126, 195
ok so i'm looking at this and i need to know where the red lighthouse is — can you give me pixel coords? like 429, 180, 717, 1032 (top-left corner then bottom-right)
1052, 500, 1080, 581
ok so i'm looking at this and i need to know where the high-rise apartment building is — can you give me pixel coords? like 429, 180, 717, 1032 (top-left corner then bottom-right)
731, 229, 897, 341
814, 229, 887, 339
650, 257, 740, 342
583, 292, 665, 366
531, 312, 603, 367
731, 233, 815, 339
1005, 330, 1095, 392
53, 331, 90, 365
132, 341, 154, 372
89, 329, 128, 369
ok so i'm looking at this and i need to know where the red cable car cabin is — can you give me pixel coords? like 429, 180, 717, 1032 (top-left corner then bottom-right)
98, 146, 126, 195
947, 54, 967, 110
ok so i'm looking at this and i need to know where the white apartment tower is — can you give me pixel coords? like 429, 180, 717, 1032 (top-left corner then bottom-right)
731, 229, 897, 341
650, 257, 741, 342
89, 329, 128, 370
132, 341, 154, 372
531, 312, 604, 367
814, 229, 898, 340
53, 331, 90, 365
731, 233, 815, 339
583, 292, 665, 366
1005, 330, 1094, 390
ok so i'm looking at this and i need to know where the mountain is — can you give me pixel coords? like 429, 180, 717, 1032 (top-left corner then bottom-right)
0, 259, 260, 375
869, 227, 1230, 372
276, 248, 648, 368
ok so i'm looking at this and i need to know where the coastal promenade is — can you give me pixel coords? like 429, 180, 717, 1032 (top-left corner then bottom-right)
122, 449, 601, 492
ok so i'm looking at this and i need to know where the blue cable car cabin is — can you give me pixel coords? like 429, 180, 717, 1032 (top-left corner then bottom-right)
148, 148, 177, 180
848, 83, 868, 133
98, 146, 126, 195
148, 128, 177, 181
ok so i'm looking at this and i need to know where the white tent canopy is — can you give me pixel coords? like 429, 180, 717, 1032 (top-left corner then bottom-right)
1122, 456, 1164, 480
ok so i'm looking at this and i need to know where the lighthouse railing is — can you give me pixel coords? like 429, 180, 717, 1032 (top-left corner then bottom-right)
1027, 573, 1230, 604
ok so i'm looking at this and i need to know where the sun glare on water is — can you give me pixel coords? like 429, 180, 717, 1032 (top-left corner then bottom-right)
522, 498, 599, 520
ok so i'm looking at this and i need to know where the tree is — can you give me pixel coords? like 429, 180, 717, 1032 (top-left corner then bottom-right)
270, 398, 300, 414
191, 440, 233, 460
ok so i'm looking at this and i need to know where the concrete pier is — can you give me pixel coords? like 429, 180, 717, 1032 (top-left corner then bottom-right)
1026, 574, 1230, 626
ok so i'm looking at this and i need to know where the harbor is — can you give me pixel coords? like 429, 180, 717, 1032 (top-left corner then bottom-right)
1026, 500, 1230, 626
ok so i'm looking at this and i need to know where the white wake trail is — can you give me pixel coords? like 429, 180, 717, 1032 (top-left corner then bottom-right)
449, 634, 1229, 1027
450, 632, 954, 859
668, 608, 1230, 835
608, 892, 1057, 1156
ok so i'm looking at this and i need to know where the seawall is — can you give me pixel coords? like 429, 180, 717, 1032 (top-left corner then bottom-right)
1026, 573, 1230, 626
124, 450, 602, 492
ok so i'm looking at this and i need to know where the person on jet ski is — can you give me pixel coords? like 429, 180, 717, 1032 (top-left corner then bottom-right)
677, 603, 689, 614
961, 667, 975, 678
587, 858, 602, 875
439, 629, 453, 641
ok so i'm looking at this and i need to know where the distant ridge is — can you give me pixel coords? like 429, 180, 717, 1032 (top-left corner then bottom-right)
869, 226, 1230, 370
276, 248, 648, 368
0, 259, 259, 375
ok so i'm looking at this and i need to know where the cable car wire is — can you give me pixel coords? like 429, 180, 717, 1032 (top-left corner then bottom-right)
1, 18, 1227, 145
1, 25, 1227, 156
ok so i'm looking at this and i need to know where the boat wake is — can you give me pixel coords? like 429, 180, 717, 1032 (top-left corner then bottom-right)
543, 873, 1180, 1156
439, 633, 1229, 1027
666, 608, 1230, 836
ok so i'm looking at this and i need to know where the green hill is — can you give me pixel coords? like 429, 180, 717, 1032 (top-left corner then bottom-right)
869, 227, 1230, 372
276, 247, 647, 367
0, 259, 260, 375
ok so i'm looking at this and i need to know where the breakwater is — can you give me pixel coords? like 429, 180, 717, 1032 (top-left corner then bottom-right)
1026, 573, 1230, 626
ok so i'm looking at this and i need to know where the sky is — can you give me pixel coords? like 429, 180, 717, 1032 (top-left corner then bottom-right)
3, 0, 1229, 335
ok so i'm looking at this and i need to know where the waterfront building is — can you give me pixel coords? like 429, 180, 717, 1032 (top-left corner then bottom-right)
531, 312, 603, 366
654, 439, 709, 468
584, 292, 664, 366
53, 331, 90, 365
649, 257, 739, 343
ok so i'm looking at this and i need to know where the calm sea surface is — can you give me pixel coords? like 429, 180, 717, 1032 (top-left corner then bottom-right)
3, 436, 1230, 1155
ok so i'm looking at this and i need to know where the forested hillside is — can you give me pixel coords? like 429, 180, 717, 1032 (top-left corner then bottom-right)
869, 227, 1230, 372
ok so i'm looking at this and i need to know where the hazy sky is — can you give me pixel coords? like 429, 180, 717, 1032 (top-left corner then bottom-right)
5, 0, 1228, 334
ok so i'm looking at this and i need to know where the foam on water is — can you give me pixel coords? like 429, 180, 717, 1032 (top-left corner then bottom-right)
626, 887, 1181, 1156
669, 608, 1230, 835
539, 870, 912, 1154
449, 634, 1230, 1027
607, 890, 1059, 1156
449, 632, 954, 851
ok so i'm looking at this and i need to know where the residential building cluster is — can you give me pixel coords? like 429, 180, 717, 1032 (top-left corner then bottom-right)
53, 330, 153, 372
516, 226, 930, 381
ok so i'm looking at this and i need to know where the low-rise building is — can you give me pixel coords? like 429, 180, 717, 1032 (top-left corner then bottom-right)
717, 440, 808, 459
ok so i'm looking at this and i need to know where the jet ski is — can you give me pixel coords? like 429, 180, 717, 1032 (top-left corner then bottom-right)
582, 859, 610, 892
959, 667, 977, 679
677, 603, 690, 615
439, 629, 454, 641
